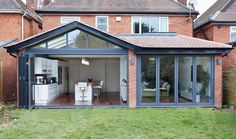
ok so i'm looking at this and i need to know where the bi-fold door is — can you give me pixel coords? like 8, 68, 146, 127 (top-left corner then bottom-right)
18, 53, 35, 108
137, 55, 214, 107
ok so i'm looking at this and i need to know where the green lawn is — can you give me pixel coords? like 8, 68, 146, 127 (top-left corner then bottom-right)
0, 108, 235, 139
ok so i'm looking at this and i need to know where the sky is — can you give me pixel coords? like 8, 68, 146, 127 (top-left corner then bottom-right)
194, 0, 217, 16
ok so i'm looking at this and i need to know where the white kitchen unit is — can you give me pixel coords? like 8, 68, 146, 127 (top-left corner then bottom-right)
34, 58, 55, 74
34, 83, 59, 105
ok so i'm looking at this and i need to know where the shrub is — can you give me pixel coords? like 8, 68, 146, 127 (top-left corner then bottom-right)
0, 103, 11, 126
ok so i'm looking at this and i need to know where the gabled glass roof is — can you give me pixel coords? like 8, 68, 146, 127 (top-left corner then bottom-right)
35, 29, 121, 49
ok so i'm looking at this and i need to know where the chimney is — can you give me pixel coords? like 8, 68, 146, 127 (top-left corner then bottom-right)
44, 0, 54, 6
177, 0, 187, 6
26, 0, 38, 10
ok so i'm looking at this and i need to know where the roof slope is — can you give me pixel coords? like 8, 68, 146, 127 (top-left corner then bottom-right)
117, 33, 232, 49
0, 0, 42, 24
194, 0, 236, 30
5, 21, 231, 54
37, 0, 198, 15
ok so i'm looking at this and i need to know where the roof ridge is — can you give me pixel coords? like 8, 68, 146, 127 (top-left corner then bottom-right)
171, 0, 196, 12
221, 0, 235, 12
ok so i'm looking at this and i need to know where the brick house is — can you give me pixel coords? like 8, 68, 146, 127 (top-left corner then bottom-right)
3, 0, 233, 108
194, 0, 236, 105
0, 0, 42, 103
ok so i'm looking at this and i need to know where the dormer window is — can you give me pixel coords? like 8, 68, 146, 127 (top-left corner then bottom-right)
132, 16, 168, 34
230, 26, 236, 42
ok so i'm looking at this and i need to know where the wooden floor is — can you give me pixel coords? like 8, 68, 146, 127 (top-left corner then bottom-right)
47, 92, 126, 106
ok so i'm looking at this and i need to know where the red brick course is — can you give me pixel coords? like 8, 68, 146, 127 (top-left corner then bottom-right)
214, 54, 223, 108
43, 15, 193, 36
128, 50, 137, 108
0, 13, 41, 103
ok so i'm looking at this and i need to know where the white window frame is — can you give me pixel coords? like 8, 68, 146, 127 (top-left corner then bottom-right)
96, 16, 109, 32
131, 16, 169, 34
60, 16, 81, 25
230, 26, 236, 42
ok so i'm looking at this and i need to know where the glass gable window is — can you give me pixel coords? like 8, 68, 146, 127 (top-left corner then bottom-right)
32, 29, 120, 49
230, 26, 236, 42
132, 17, 168, 34
96, 16, 108, 32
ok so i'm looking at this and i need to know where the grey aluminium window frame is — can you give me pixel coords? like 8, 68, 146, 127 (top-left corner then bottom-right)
137, 55, 215, 107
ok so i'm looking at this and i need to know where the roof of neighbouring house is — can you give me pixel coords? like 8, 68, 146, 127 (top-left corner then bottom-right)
37, 0, 198, 15
0, 0, 42, 24
194, 0, 236, 30
4, 21, 232, 54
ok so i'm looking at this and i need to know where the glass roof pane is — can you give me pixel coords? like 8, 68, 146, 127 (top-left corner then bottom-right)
68, 30, 86, 48
88, 34, 120, 49
48, 35, 67, 49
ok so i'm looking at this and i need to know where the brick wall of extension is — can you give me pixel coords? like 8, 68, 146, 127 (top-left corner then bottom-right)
42, 15, 193, 36
0, 13, 41, 103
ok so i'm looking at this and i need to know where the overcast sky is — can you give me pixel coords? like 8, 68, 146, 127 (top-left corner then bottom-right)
194, 0, 217, 16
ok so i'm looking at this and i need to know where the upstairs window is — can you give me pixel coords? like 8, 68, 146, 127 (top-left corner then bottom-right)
96, 16, 108, 32
61, 16, 80, 25
132, 17, 168, 34
230, 26, 236, 42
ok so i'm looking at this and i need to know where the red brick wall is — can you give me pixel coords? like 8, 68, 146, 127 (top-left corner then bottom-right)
214, 54, 223, 108
194, 25, 214, 41
42, 14, 193, 36
212, 25, 230, 43
169, 16, 193, 36
0, 14, 22, 41
128, 50, 137, 108
0, 13, 41, 103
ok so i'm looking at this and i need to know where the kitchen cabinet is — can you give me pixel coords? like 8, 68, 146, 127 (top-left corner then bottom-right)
34, 83, 58, 105
34, 58, 55, 74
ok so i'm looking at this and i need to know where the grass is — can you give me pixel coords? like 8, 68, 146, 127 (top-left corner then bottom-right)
0, 108, 235, 139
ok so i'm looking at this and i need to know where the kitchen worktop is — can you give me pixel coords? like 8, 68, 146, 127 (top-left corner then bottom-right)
34, 83, 58, 85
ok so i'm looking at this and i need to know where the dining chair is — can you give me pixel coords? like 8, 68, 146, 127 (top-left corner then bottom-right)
93, 81, 103, 99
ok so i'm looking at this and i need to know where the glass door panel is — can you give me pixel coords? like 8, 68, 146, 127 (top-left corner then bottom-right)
160, 56, 175, 103
196, 57, 212, 103
178, 57, 193, 103
141, 56, 156, 103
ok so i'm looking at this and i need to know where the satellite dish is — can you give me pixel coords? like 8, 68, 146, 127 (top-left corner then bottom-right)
189, 0, 197, 9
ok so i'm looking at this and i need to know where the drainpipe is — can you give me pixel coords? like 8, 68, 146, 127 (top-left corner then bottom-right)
21, 12, 27, 40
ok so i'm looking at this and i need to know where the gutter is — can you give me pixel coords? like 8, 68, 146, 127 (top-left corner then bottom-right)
194, 21, 236, 31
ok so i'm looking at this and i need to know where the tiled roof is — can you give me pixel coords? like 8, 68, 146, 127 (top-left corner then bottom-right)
38, 0, 198, 14
0, 0, 42, 24
194, 0, 236, 30
116, 33, 232, 49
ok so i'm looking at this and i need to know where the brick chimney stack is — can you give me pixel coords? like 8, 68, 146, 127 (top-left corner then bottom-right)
44, 0, 54, 6
177, 0, 188, 6
26, 0, 38, 10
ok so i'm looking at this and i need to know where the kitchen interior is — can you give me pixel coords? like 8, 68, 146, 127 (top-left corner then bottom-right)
33, 55, 128, 106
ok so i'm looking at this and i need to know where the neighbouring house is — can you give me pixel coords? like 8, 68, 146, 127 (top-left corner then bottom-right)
0, 0, 42, 103
194, 0, 236, 105
3, 0, 233, 109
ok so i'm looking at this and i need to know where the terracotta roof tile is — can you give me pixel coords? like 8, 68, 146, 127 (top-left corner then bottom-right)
117, 33, 232, 48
